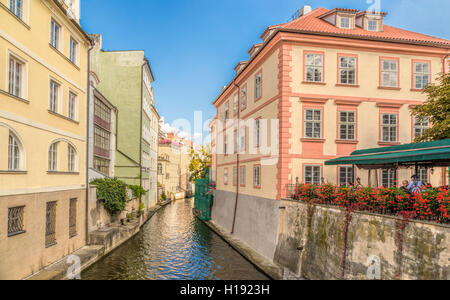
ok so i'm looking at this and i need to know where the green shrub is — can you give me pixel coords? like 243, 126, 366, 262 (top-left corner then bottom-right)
129, 185, 147, 199
91, 178, 128, 215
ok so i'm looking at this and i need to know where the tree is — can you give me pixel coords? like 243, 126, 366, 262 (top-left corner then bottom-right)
189, 145, 212, 182
412, 72, 450, 142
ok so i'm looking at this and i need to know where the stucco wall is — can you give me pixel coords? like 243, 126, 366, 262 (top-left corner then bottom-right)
275, 199, 450, 280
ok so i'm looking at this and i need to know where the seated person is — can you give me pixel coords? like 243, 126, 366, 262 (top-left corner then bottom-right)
400, 180, 411, 194
408, 175, 423, 194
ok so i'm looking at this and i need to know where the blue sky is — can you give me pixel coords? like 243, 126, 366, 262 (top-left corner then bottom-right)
80, 0, 449, 139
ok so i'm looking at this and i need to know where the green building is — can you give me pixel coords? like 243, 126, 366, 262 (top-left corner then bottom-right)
89, 34, 159, 208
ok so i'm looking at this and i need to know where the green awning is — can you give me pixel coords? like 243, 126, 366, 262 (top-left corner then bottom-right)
325, 139, 450, 169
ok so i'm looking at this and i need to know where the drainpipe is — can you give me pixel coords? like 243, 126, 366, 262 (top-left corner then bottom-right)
85, 42, 93, 245
231, 81, 240, 234
442, 53, 449, 74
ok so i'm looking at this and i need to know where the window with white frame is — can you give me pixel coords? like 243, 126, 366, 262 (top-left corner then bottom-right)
69, 37, 77, 64
368, 20, 378, 31
413, 62, 430, 89
253, 165, 261, 187
224, 168, 228, 185
381, 59, 398, 88
417, 168, 429, 184
8, 134, 20, 171
381, 169, 396, 187
381, 114, 398, 142
233, 94, 238, 115
339, 56, 356, 85
338, 166, 354, 186
340, 17, 350, 29
414, 116, 429, 139
241, 87, 247, 109
305, 54, 323, 82
304, 165, 321, 185
9, 0, 23, 20
49, 80, 59, 113
254, 119, 261, 147
304, 109, 322, 139
48, 142, 58, 171
240, 126, 246, 152
233, 167, 238, 186
240, 166, 245, 186
224, 103, 229, 120
8, 56, 24, 98
68, 145, 76, 172
255, 73, 262, 99
68, 92, 76, 120
50, 19, 61, 50
339, 111, 356, 140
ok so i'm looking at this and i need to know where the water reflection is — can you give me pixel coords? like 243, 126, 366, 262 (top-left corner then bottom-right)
82, 198, 268, 280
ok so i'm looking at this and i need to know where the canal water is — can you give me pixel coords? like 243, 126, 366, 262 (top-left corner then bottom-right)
82, 198, 269, 280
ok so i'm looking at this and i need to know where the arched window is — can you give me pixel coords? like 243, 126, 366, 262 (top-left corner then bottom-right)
68, 145, 76, 172
48, 142, 58, 171
8, 134, 20, 170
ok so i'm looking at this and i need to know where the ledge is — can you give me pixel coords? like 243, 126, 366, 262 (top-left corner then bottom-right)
301, 138, 326, 143
378, 86, 401, 91
8, 230, 26, 237
335, 84, 360, 88
302, 81, 326, 85
49, 44, 80, 70
335, 140, 358, 144
48, 110, 79, 124
378, 141, 401, 146
0, 170, 27, 174
410, 88, 425, 92
47, 171, 80, 175
0, 89, 29, 104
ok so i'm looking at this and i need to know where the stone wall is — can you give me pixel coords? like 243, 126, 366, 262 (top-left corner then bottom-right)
274, 199, 450, 280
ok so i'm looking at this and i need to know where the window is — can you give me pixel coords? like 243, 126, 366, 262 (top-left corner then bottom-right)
413, 62, 430, 90
381, 169, 396, 187
68, 92, 76, 120
8, 206, 25, 236
68, 145, 76, 172
254, 119, 261, 147
340, 17, 350, 29
368, 20, 378, 31
253, 165, 261, 188
381, 114, 398, 142
94, 157, 110, 175
381, 59, 399, 88
233, 167, 238, 186
48, 142, 58, 171
69, 198, 77, 238
417, 168, 429, 184
224, 103, 229, 120
45, 201, 57, 247
255, 73, 262, 99
304, 165, 321, 185
157, 163, 163, 175
305, 53, 323, 82
8, 56, 23, 98
339, 111, 356, 140
339, 166, 354, 186
240, 126, 246, 152
339, 56, 356, 85
414, 116, 429, 139
49, 80, 59, 113
69, 37, 77, 64
94, 97, 111, 124
8, 134, 20, 171
9, 0, 23, 19
224, 168, 229, 185
241, 87, 247, 110
234, 130, 238, 154
304, 109, 322, 139
94, 126, 110, 151
223, 133, 228, 155
233, 94, 238, 116
50, 19, 60, 49
240, 166, 246, 186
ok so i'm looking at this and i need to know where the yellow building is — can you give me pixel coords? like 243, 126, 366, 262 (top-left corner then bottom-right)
0, 0, 91, 279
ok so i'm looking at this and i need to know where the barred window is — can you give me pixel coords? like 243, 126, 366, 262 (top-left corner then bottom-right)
381, 169, 396, 187
339, 57, 356, 85
304, 165, 321, 185
49, 80, 59, 113
305, 54, 323, 82
413, 62, 430, 90
382, 114, 397, 142
94, 157, 110, 175
9, 56, 23, 98
94, 97, 111, 123
305, 109, 322, 139
10, 0, 23, 19
48, 142, 58, 171
381, 59, 398, 88
45, 201, 57, 247
68, 145, 76, 172
339, 166, 354, 186
339, 111, 356, 140
69, 198, 77, 238
8, 134, 20, 171
8, 206, 25, 236
414, 116, 429, 139
94, 125, 110, 151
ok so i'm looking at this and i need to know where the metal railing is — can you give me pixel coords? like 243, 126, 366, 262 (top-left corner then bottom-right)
69, 199, 77, 238
45, 201, 57, 247
8, 206, 25, 236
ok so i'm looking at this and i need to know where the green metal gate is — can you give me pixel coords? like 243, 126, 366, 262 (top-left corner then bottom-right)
194, 168, 214, 221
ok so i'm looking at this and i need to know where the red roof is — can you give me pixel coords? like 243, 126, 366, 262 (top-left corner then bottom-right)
276, 7, 450, 47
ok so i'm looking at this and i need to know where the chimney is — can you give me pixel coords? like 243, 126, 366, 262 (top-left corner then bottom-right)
298, 5, 312, 17
89, 34, 102, 50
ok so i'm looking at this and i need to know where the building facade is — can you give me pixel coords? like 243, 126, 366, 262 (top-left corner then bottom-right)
89, 35, 159, 209
211, 7, 450, 206
0, 0, 91, 279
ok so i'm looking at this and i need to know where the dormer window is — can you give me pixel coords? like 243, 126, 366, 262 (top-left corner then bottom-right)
340, 17, 351, 29
368, 20, 378, 31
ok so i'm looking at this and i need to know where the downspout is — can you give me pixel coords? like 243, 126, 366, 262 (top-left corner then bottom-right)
139, 62, 145, 200
85, 42, 93, 245
231, 81, 240, 234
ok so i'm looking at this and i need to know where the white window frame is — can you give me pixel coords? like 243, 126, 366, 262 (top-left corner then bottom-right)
240, 87, 247, 109
381, 113, 398, 142
413, 62, 430, 90
8, 133, 21, 171
367, 20, 378, 31
381, 59, 399, 88
414, 116, 429, 139
305, 53, 323, 82
8, 55, 24, 98
69, 37, 78, 64
68, 91, 77, 120
339, 56, 356, 85
9, 0, 24, 20
233, 94, 238, 115
304, 109, 322, 139
239, 126, 246, 153
48, 142, 58, 171
50, 19, 61, 50
68, 145, 76, 172
340, 17, 351, 29
224, 103, 229, 120
381, 169, 396, 187
417, 168, 429, 184
304, 165, 321, 185
254, 119, 261, 147
255, 73, 262, 99
338, 166, 354, 186
49, 80, 60, 113
339, 111, 356, 140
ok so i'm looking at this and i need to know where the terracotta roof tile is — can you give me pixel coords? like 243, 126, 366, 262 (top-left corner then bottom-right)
279, 7, 450, 47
